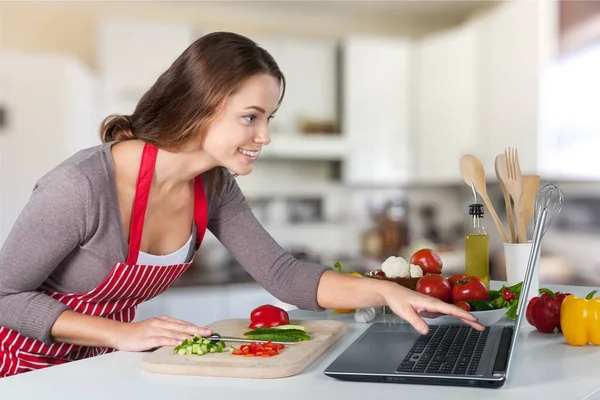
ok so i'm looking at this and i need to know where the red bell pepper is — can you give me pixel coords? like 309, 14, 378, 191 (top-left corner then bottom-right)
248, 304, 290, 329
555, 291, 572, 332
526, 289, 571, 333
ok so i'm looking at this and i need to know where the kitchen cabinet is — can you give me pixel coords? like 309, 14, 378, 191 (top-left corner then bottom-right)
252, 37, 339, 135
97, 18, 197, 114
415, 23, 478, 184
415, 0, 558, 181
0, 53, 102, 246
473, 0, 555, 177
340, 36, 413, 186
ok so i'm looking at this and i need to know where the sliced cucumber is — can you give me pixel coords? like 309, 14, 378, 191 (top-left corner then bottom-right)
174, 336, 227, 356
274, 324, 306, 331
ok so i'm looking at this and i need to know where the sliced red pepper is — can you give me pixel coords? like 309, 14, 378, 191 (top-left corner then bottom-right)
231, 341, 285, 357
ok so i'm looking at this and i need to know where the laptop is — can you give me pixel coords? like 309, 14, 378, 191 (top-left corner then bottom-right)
323, 208, 548, 389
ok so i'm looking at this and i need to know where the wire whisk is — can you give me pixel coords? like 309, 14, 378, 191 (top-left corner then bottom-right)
534, 182, 564, 238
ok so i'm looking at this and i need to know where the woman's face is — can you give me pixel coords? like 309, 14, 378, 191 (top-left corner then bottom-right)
201, 73, 281, 175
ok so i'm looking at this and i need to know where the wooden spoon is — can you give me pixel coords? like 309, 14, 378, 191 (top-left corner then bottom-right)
460, 154, 509, 243
495, 154, 517, 243
521, 174, 540, 233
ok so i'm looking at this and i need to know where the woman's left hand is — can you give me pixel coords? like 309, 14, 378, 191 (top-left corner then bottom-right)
383, 284, 486, 335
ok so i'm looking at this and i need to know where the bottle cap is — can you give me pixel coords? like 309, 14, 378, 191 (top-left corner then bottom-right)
468, 203, 484, 217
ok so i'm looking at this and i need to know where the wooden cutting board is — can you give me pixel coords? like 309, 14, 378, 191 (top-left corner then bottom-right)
141, 318, 347, 378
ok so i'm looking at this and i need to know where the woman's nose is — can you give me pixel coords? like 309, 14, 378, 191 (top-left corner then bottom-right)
254, 126, 271, 146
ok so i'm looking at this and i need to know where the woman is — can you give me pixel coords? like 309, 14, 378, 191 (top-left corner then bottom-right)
0, 31, 482, 378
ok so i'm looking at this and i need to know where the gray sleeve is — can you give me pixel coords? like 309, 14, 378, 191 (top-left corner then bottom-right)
207, 176, 329, 312
0, 165, 89, 343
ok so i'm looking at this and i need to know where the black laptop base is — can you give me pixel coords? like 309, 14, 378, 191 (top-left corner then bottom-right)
324, 372, 507, 389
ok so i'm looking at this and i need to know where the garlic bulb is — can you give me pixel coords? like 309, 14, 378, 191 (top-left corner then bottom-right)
354, 307, 376, 323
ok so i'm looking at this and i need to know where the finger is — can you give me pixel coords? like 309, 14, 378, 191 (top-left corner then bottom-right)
152, 336, 185, 348
154, 317, 212, 336
156, 315, 200, 327
400, 306, 430, 335
427, 300, 480, 323
420, 299, 485, 331
419, 311, 442, 319
460, 318, 486, 331
156, 328, 197, 343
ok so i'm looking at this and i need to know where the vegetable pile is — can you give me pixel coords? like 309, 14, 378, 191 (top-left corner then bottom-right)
415, 271, 522, 317
364, 248, 440, 279
173, 304, 311, 358
526, 288, 599, 342
174, 334, 226, 356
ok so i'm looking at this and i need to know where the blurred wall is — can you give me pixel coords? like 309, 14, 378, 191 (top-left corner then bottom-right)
1, 1, 489, 69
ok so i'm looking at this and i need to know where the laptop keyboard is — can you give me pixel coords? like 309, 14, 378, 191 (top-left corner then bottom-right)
396, 325, 490, 375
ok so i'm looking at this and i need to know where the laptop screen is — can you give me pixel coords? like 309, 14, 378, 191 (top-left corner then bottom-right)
504, 206, 548, 379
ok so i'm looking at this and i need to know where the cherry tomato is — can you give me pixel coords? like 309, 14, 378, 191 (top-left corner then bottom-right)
448, 273, 468, 288
455, 301, 471, 312
410, 248, 443, 275
415, 274, 452, 303
451, 276, 489, 303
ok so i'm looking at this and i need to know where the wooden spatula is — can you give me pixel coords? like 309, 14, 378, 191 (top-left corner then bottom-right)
460, 154, 509, 243
521, 174, 540, 234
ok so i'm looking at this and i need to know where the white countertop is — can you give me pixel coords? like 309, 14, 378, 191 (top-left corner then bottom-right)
2, 282, 600, 400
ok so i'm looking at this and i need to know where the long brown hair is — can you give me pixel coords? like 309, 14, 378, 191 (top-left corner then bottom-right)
99, 31, 286, 191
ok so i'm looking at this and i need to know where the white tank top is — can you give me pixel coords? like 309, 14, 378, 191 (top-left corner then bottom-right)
136, 226, 196, 266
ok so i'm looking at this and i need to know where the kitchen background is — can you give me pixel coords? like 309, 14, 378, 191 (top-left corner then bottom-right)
1, 0, 599, 325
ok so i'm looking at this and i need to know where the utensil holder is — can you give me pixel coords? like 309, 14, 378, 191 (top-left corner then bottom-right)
503, 241, 539, 303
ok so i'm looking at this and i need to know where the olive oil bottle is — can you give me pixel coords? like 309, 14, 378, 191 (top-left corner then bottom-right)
465, 203, 490, 286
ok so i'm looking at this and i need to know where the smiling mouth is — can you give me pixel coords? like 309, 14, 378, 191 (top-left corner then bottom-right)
237, 148, 261, 157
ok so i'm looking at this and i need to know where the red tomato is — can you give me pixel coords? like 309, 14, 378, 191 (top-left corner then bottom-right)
415, 274, 452, 303
455, 301, 471, 312
448, 273, 468, 288
410, 248, 443, 275
451, 276, 489, 303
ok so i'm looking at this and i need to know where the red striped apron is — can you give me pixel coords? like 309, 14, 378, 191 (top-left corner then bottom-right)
0, 143, 207, 378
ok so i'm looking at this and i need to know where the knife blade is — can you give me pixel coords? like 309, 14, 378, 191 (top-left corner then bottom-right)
205, 333, 299, 345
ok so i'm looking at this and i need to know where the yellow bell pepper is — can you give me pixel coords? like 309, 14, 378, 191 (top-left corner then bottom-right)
331, 262, 362, 314
560, 290, 600, 346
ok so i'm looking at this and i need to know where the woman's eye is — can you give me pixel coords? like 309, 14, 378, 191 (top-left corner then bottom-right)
244, 115, 257, 123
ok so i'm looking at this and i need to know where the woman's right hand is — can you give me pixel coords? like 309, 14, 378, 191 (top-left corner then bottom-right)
382, 284, 485, 335
111, 315, 212, 351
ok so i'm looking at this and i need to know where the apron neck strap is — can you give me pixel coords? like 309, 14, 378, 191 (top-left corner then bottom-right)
126, 143, 158, 265
192, 175, 208, 251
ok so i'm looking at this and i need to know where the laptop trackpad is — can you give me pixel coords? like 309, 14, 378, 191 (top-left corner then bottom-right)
325, 323, 420, 374
360, 329, 413, 343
